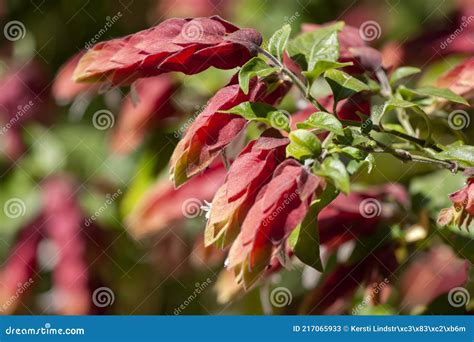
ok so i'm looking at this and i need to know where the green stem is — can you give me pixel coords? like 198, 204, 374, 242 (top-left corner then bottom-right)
257, 46, 328, 112
339, 119, 441, 152
396, 108, 416, 136
363, 137, 462, 172
257, 46, 463, 173
372, 148, 462, 172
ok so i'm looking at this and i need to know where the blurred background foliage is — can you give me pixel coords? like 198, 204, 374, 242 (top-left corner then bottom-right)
0, 0, 472, 315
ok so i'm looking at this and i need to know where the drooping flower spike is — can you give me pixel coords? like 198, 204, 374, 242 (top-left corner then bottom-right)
73, 16, 262, 85
204, 134, 289, 248
227, 159, 327, 288
169, 77, 290, 187
438, 176, 474, 230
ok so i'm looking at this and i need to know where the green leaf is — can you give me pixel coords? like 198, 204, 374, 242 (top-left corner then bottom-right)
296, 111, 344, 135
267, 24, 291, 61
407, 86, 469, 106
375, 97, 432, 141
436, 143, 474, 167
382, 123, 407, 134
238, 57, 278, 94
222, 101, 277, 120
372, 97, 417, 125
289, 184, 339, 271
340, 146, 366, 160
347, 153, 375, 174
389, 66, 421, 85
287, 22, 344, 69
307, 31, 339, 71
286, 129, 322, 160
324, 69, 370, 103
222, 102, 290, 131
318, 157, 350, 194
303, 61, 352, 82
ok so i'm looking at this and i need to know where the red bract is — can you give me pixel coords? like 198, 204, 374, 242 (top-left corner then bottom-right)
204, 135, 289, 247
42, 176, 90, 315
111, 75, 179, 154
127, 163, 227, 238
436, 58, 474, 99
438, 177, 474, 229
227, 159, 326, 288
73, 16, 262, 85
169, 77, 290, 187
52, 51, 99, 104
291, 93, 370, 128
0, 221, 42, 314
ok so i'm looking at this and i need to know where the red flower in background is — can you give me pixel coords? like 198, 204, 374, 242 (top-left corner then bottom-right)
127, 163, 227, 238
301, 246, 397, 314
156, 0, 233, 19
110, 75, 180, 154
169, 77, 290, 186
318, 184, 409, 249
0, 61, 48, 161
400, 245, 469, 311
73, 16, 262, 85
0, 221, 42, 314
0, 61, 47, 123
300, 185, 407, 314
52, 51, 99, 105
205, 135, 289, 247
0, 176, 91, 315
436, 57, 474, 99
41, 176, 90, 315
